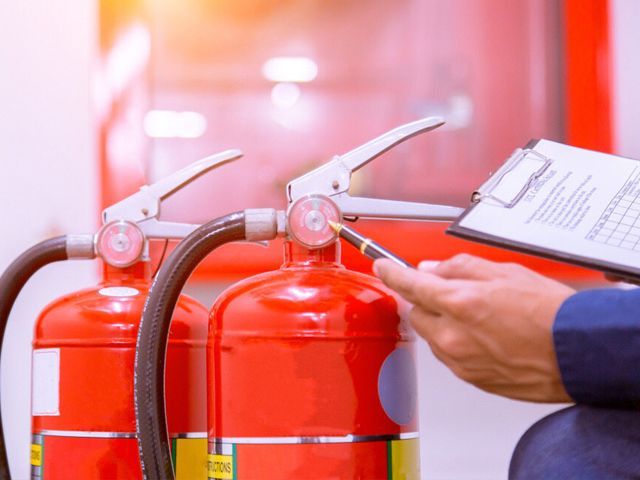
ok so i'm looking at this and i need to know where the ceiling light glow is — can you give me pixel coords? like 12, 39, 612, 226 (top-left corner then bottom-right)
143, 110, 207, 139
271, 82, 302, 109
262, 57, 318, 83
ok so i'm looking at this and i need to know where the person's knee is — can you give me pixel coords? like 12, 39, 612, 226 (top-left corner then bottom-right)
509, 405, 640, 479
509, 406, 583, 479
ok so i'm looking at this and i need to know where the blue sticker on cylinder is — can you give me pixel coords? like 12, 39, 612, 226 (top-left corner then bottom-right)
377, 348, 417, 425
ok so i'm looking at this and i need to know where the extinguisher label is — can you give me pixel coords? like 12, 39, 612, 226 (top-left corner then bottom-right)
387, 438, 420, 479
172, 437, 208, 480
208, 454, 235, 479
30, 434, 44, 479
31, 349, 60, 416
207, 444, 236, 479
30, 444, 42, 467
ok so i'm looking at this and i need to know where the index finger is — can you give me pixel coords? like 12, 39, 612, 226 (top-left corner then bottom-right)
373, 259, 452, 313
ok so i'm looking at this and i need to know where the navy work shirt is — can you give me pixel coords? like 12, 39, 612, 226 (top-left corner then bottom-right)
554, 288, 640, 407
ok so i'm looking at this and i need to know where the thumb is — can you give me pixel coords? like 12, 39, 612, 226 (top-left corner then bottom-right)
373, 259, 422, 304
373, 259, 449, 311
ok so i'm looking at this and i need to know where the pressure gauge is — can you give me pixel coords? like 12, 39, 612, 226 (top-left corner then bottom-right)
95, 220, 145, 268
287, 194, 342, 249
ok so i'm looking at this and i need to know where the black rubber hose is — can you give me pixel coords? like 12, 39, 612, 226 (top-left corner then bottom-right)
134, 212, 246, 480
0, 236, 69, 480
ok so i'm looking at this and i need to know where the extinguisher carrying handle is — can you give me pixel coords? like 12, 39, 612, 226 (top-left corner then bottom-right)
102, 149, 243, 239
0, 234, 95, 479
134, 209, 282, 480
286, 117, 464, 222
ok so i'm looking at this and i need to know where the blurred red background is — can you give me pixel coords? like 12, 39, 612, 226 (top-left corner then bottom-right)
97, 0, 611, 281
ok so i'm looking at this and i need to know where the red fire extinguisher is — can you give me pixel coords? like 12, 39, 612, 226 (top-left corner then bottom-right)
134, 117, 464, 479
208, 238, 420, 479
31, 261, 206, 480
0, 150, 243, 480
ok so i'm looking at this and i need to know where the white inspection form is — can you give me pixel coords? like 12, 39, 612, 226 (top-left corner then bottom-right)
449, 139, 640, 276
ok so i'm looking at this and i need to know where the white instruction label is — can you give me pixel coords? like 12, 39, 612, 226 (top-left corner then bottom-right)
32, 348, 60, 416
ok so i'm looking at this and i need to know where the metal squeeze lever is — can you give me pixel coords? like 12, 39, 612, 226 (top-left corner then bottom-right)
284, 117, 465, 248
287, 116, 464, 222
93, 149, 243, 267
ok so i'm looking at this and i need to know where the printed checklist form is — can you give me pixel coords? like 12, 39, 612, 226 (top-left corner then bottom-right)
448, 139, 640, 278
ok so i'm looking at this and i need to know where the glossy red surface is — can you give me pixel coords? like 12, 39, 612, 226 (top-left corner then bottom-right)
39, 438, 140, 479
100, 1, 602, 282
234, 442, 389, 479
208, 241, 418, 477
31, 262, 208, 479
564, 0, 612, 153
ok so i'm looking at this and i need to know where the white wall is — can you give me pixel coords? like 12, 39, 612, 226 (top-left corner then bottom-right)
611, 0, 640, 160
0, 2, 98, 478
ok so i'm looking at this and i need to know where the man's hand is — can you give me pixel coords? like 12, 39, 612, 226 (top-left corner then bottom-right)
374, 254, 576, 403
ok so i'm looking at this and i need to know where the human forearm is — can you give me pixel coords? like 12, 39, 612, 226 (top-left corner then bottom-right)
554, 288, 640, 407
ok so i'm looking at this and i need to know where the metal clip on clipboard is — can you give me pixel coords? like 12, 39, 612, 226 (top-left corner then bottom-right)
470, 148, 553, 208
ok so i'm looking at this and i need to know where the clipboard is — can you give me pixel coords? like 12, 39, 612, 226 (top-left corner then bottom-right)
447, 139, 640, 280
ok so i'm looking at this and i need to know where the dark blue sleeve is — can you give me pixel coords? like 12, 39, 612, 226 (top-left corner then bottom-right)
553, 288, 640, 407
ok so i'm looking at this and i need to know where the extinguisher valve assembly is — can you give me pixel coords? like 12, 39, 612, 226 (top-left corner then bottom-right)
98, 149, 243, 267
285, 116, 465, 249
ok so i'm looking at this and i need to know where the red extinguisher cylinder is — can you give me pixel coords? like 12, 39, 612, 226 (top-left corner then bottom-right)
31, 262, 208, 479
207, 241, 420, 479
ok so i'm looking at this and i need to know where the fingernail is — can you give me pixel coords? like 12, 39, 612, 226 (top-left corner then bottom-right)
418, 260, 439, 271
